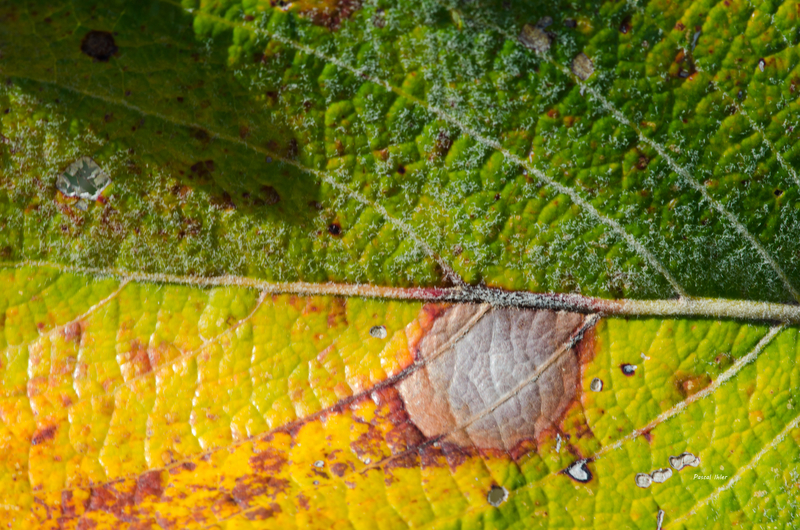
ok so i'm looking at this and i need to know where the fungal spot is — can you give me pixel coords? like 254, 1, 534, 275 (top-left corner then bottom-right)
758, 58, 766, 72
313, 460, 324, 468
369, 325, 387, 339
774, 189, 783, 197
486, 485, 508, 507
327, 223, 341, 236
590, 377, 603, 392
563, 18, 576, 28
397, 165, 406, 175
565, 460, 592, 483
619, 17, 631, 34
621, 364, 637, 376
260, 185, 281, 206
737, 89, 744, 100
535, 16, 553, 28
651, 468, 672, 483
519, 24, 551, 53
313, 480, 319, 486
635, 473, 652, 488
56, 157, 111, 200
398, 307, 588, 450
657, 509, 665, 530
669, 452, 700, 470
81, 30, 118, 61
572, 53, 594, 80
265, 156, 273, 163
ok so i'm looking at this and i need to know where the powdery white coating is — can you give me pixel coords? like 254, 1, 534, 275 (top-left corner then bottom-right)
398, 305, 585, 450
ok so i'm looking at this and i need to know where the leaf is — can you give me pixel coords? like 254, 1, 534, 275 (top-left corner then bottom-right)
0, 0, 799, 528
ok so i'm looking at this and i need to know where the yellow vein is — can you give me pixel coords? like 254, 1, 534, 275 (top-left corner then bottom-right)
6, 260, 800, 323
0, 70, 462, 287
177, 3, 688, 298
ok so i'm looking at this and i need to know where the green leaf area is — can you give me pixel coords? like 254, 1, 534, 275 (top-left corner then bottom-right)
1, 0, 800, 301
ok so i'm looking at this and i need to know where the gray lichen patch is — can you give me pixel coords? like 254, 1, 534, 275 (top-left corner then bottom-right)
651, 468, 673, 483
56, 157, 111, 200
669, 452, 700, 470
634, 473, 652, 488
565, 460, 592, 483
519, 25, 551, 53
369, 325, 387, 339
486, 485, 508, 507
572, 53, 594, 80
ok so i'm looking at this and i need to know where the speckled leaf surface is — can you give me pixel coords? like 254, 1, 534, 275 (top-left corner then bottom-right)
0, 0, 799, 528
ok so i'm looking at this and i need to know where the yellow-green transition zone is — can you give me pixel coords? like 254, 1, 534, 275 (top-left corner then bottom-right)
0, 265, 797, 528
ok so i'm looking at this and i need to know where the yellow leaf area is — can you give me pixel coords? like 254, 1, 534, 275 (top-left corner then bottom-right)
0, 265, 798, 529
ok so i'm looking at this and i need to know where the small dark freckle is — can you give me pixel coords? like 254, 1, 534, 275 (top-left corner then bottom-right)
397, 165, 406, 175
54, 99, 60, 104
125, 90, 131, 97
737, 90, 744, 100
177, 97, 184, 103
266, 156, 273, 163
774, 189, 783, 197
564, 18, 576, 28
80, 30, 118, 62
327, 223, 341, 236
3, 109, 9, 114
494, 193, 501, 201
621, 364, 636, 376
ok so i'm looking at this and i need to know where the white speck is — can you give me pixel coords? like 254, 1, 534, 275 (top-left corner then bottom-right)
590, 377, 603, 392
640, 352, 650, 361
313, 480, 319, 486
758, 58, 766, 72
369, 325, 387, 339
364, 458, 371, 465
556, 433, 562, 452
314, 460, 324, 468
657, 509, 665, 530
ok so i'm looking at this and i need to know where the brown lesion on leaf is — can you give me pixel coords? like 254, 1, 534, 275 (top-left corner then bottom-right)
279, 0, 362, 30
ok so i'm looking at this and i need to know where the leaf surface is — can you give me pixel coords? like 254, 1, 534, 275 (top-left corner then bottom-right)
0, 0, 799, 528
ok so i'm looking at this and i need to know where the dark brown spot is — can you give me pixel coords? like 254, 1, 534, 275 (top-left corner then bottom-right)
134, 470, 164, 504
397, 165, 406, 175
81, 31, 118, 62
774, 189, 783, 197
621, 364, 637, 376
619, 17, 631, 34
31, 425, 57, 445
260, 185, 280, 205
327, 223, 341, 236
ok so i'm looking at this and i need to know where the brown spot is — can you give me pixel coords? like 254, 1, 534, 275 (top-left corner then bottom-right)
63, 321, 82, 342
292, 0, 361, 30
231, 476, 289, 509
619, 17, 631, 34
245, 503, 281, 521
330, 462, 348, 477
249, 448, 286, 475
675, 372, 711, 398
327, 223, 341, 236
397, 165, 406, 175
398, 306, 587, 451
134, 471, 164, 504
81, 31, 118, 62
31, 424, 57, 445
259, 185, 281, 205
